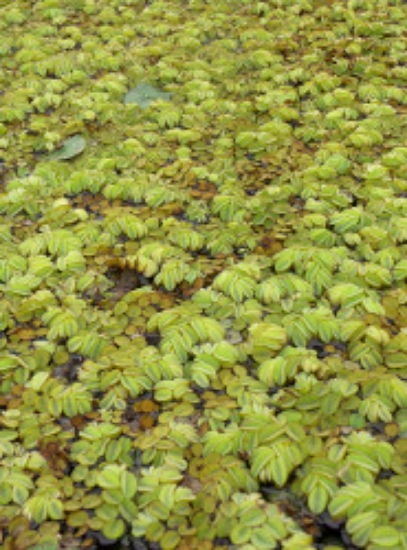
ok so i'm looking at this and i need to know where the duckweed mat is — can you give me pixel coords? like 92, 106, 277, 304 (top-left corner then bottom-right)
1, 0, 407, 548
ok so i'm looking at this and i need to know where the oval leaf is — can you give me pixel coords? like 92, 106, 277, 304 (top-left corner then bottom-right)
49, 135, 86, 161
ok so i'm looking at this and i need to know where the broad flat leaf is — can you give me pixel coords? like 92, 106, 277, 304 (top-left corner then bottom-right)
124, 83, 171, 109
49, 135, 86, 160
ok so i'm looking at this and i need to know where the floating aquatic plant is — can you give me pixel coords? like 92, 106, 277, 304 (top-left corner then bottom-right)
1, 0, 407, 548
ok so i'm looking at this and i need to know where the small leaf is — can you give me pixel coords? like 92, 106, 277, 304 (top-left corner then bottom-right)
149, 500, 170, 521
96, 503, 118, 521
102, 489, 124, 505
97, 466, 121, 489
146, 520, 165, 541
308, 485, 329, 514
230, 524, 251, 545
30, 545, 58, 550
23, 496, 48, 523
347, 511, 379, 537
103, 518, 126, 541
267, 516, 288, 539
47, 498, 63, 520
271, 455, 289, 487
240, 507, 267, 527
121, 471, 137, 500
212, 341, 239, 365
329, 494, 353, 519
49, 135, 86, 160
67, 510, 89, 527
159, 530, 180, 549
159, 484, 175, 509
251, 526, 277, 548
369, 526, 401, 547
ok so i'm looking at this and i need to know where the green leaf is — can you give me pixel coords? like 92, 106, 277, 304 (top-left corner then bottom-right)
67, 510, 89, 527
49, 134, 86, 160
212, 341, 239, 365
329, 493, 354, 519
13, 485, 29, 505
251, 526, 277, 548
146, 520, 165, 541
149, 500, 170, 521
97, 465, 121, 489
23, 495, 49, 523
369, 526, 401, 547
159, 484, 176, 509
0, 430, 18, 441
124, 83, 171, 109
96, 502, 118, 521
230, 524, 251, 545
159, 530, 181, 549
347, 511, 379, 544
249, 323, 287, 360
271, 455, 289, 487
346, 452, 379, 474
308, 485, 329, 514
102, 489, 124, 505
250, 446, 273, 478
240, 507, 267, 527
273, 249, 297, 272
267, 516, 288, 539
120, 500, 139, 522
103, 518, 126, 541
67, 331, 105, 359
121, 471, 138, 500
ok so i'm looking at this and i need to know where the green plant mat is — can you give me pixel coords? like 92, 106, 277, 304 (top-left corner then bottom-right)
1, 0, 407, 549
